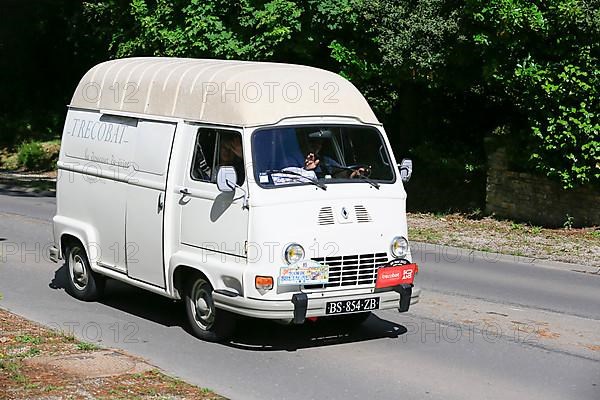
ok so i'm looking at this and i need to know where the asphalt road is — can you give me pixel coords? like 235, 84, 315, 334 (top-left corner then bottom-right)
1, 189, 599, 400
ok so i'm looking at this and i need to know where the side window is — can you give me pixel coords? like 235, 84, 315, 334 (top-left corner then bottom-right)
191, 128, 245, 185
216, 130, 245, 185
191, 129, 217, 182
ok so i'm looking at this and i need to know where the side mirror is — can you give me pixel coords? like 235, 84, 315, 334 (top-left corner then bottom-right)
398, 158, 413, 183
216, 166, 237, 192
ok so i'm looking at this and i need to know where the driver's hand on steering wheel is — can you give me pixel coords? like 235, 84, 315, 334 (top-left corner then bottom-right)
350, 167, 371, 178
350, 167, 367, 178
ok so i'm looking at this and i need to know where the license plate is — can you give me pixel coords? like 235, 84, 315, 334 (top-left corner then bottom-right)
375, 263, 417, 289
325, 297, 380, 315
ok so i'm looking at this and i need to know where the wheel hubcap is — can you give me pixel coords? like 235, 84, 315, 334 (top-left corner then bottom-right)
70, 254, 88, 290
195, 297, 210, 317
190, 281, 214, 330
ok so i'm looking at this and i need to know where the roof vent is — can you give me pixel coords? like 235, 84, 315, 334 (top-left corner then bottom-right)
318, 207, 335, 225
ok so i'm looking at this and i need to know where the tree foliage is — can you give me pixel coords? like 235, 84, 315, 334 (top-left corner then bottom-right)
0, 0, 103, 143
1, 0, 598, 190
467, 0, 600, 187
86, 0, 304, 59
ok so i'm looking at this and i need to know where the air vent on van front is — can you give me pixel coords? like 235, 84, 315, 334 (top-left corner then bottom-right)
318, 207, 335, 225
354, 205, 372, 223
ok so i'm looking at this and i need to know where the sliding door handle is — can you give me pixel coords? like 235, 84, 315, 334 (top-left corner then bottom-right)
157, 192, 164, 213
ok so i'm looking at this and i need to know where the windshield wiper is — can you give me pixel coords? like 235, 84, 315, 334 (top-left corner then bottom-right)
356, 174, 380, 189
326, 165, 380, 189
266, 169, 327, 190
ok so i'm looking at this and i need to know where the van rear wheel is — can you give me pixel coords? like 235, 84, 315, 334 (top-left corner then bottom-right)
65, 243, 105, 301
184, 275, 235, 342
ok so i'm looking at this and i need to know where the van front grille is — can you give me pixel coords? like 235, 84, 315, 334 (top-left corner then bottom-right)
308, 252, 388, 288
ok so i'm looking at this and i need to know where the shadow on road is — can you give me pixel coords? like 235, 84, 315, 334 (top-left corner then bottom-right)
49, 264, 69, 291
50, 265, 409, 351
49, 264, 184, 328
228, 315, 408, 352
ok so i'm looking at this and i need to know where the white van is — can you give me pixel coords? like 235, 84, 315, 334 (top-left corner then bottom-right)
50, 57, 420, 341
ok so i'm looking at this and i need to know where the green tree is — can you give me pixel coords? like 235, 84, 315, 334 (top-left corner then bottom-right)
0, 0, 105, 143
468, 0, 600, 187
85, 0, 303, 60
4, 0, 595, 201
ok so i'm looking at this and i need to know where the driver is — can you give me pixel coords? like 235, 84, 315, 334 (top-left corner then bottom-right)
304, 137, 366, 178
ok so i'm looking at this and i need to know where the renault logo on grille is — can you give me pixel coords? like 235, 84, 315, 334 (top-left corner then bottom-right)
341, 207, 349, 219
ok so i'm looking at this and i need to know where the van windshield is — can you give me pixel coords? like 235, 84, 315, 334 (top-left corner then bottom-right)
252, 126, 395, 188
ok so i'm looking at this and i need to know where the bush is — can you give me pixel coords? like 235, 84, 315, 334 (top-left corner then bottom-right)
468, 0, 600, 188
17, 141, 55, 171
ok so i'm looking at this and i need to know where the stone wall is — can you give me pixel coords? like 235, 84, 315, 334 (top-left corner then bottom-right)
486, 148, 600, 227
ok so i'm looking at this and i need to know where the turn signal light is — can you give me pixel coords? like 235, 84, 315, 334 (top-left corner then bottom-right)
255, 276, 274, 291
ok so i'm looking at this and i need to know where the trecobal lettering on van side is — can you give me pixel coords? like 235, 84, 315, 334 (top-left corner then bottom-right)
67, 118, 128, 144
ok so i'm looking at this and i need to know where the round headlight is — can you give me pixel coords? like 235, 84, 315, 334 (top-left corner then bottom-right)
391, 236, 409, 258
284, 243, 305, 264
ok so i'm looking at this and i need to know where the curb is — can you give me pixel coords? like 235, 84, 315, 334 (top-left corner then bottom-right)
0, 173, 56, 196
0, 182, 56, 197
0, 172, 57, 181
411, 241, 600, 275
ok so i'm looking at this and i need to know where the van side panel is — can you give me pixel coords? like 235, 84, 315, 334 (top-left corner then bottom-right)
57, 110, 138, 272
125, 120, 176, 287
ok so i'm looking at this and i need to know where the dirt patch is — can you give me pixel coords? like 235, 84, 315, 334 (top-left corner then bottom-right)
535, 328, 561, 340
0, 308, 225, 400
25, 350, 154, 378
408, 212, 600, 267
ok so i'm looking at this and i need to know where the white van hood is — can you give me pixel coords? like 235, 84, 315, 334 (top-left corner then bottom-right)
247, 186, 409, 264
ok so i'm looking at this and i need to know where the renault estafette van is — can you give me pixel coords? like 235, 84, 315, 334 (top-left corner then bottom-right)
50, 57, 420, 341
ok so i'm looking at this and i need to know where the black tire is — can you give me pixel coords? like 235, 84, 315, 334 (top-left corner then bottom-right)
64, 243, 105, 301
184, 274, 236, 342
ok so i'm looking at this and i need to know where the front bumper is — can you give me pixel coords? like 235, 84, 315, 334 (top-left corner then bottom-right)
213, 285, 420, 321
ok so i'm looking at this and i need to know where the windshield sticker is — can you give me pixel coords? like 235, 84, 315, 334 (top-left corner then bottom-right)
279, 260, 329, 285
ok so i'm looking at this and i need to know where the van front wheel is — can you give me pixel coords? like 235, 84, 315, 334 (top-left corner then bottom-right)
65, 244, 105, 301
184, 275, 235, 342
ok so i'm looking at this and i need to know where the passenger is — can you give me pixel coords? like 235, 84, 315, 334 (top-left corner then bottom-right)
304, 137, 338, 173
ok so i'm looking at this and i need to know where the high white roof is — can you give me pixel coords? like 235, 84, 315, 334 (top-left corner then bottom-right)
70, 57, 379, 127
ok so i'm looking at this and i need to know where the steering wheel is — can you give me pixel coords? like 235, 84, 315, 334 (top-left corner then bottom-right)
329, 164, 372, 178
346, 164, 372, 178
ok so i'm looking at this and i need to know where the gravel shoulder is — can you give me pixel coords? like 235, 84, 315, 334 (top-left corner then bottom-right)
408, 212, 600, 268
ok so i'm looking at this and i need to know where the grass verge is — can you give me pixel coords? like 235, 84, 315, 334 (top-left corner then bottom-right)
0, 308, 225, 400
